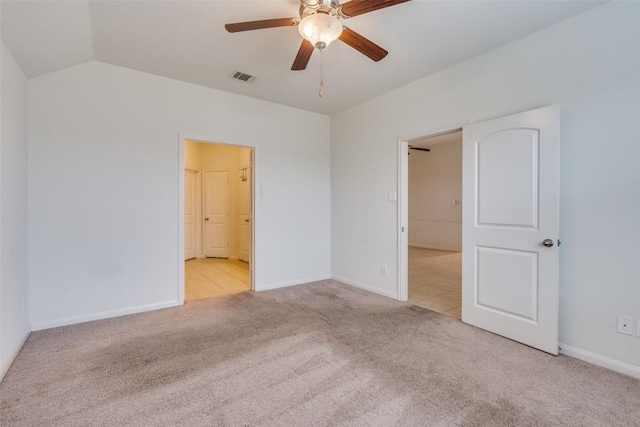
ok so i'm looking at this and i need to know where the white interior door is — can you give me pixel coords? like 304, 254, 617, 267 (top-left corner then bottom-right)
238, 167, 251, 263
184, 170, 196, 260
462, 105, 560, 355
204, 171, 229, 258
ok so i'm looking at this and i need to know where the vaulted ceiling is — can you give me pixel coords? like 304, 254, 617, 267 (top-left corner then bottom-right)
1, 0, 604, 115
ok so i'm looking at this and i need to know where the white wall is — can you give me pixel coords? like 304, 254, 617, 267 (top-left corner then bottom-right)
408, 137, 462, 251
238, 147, 251, 170
184, 139, 201, 171
331, 2, 640, 369
1, 41, 30, 379
29, 61, 331, 329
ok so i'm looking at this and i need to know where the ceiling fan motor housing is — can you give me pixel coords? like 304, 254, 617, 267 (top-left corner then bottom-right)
298, 0, 344, 50
300, 0, 343, 19
300, 0, 340, 19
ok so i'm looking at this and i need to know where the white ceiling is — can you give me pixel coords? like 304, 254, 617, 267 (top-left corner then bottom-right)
1, 0, 604, 115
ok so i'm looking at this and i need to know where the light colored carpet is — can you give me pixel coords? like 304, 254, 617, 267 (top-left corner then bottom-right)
1, 280, 639, 426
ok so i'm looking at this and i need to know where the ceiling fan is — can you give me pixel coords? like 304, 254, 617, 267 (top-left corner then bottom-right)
225, 0, 412, 71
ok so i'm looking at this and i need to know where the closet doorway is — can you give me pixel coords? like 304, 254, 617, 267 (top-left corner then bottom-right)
406, 131, 463, 319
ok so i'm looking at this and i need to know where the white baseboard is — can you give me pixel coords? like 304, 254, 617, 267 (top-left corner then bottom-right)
255, 275, 331, 292
0, 327, 31, 382
408, 243, 461, 252
332, 276, 399, 300
559, 343, 640, 379
31, 300, 183, 331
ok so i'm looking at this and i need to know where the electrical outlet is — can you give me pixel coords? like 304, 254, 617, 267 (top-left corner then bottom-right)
617, 315, 635, 336
289, 258, 294, 266
381, 264, 388, 275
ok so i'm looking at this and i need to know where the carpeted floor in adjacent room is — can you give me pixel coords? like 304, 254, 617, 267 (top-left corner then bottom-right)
1, 280, 639, 426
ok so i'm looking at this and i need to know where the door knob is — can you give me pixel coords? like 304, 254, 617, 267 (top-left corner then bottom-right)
542, 239, 554, 247
244, 219, 249, 223
204, 217, 209, 221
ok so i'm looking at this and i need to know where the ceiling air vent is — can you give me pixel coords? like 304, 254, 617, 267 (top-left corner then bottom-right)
230, 70, 257, 83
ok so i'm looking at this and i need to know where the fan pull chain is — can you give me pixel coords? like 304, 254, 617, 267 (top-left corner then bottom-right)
319, 48, 325, 97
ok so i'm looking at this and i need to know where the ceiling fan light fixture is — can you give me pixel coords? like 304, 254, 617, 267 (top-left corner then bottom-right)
298, 13, 343, 49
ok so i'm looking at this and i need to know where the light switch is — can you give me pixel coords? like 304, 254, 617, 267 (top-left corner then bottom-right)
388, 191, 397, 202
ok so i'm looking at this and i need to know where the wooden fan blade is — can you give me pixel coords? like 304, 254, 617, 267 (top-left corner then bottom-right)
408, 145, 431, 152
292, 40, 314, 71
339, 27, 388, 62
225, 18, 298, 33
340, 0, 411, 18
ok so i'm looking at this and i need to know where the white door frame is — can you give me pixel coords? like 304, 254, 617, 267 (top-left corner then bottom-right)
237, 166, 252, 263
397, 122, 469, 302
184, 168, 199, 260
178, 133, 257, 303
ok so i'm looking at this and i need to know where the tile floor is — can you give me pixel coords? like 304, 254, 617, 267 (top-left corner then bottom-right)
185, 258, 251, 301
408, 247, 462, 319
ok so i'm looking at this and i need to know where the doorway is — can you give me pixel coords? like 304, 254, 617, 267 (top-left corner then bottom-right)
181, 138, 254, 302
398, 106, 560, 355
405, 130, 463, 319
